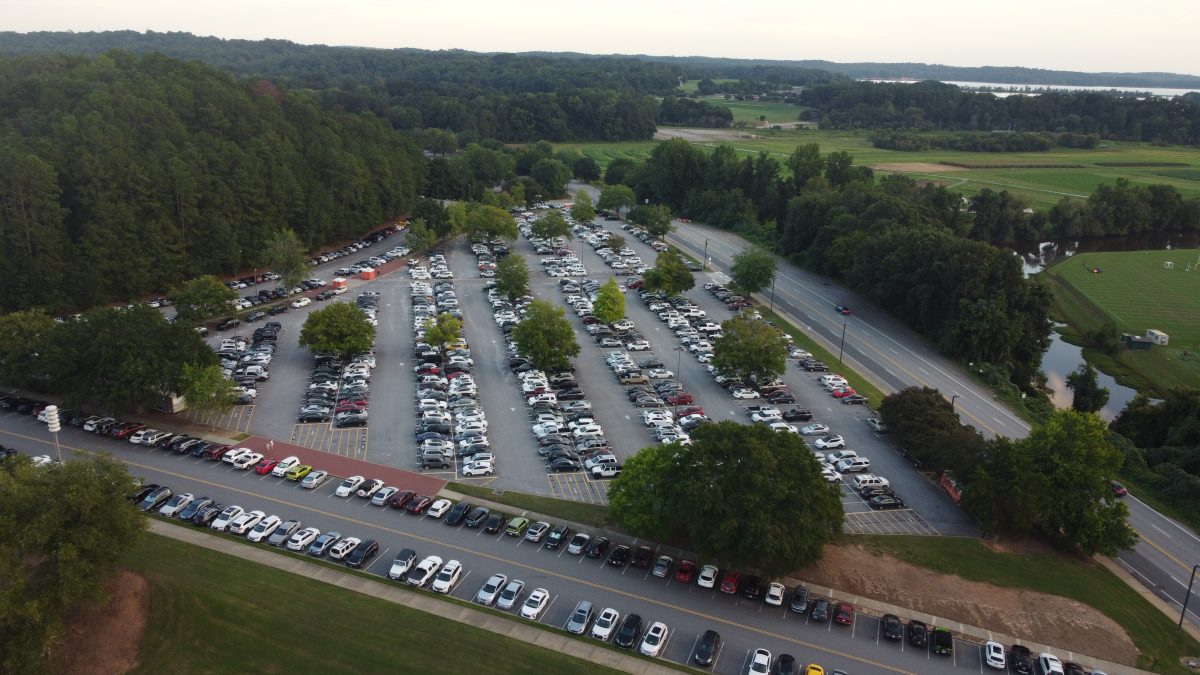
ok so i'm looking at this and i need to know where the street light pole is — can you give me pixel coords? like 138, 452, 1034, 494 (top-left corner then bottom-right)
769, 276, 776, 312
951, 393, 960, 410
1181, 565, 1200, 629
837, 322, 847, 365
45, 404, 62, 462
703, 239, 709, 271
674, 346, 684, 420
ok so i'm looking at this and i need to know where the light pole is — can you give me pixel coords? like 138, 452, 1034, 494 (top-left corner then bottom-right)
673, 346, 685, 420
837, 322, 847, 365
703, 239, 709, 271
1181, 565, 1200, 629
45, 404, 62, 462
769, 275, 777, 312
950, 393, 960, 410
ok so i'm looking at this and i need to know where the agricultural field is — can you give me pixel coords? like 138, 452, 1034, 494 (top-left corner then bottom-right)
1043, 249, 1200, 393
703, 97, 807, 126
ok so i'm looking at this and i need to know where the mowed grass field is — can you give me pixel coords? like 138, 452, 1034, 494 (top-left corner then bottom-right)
124, 534, 621, 675
703, 98, 806, 125
1044, 249, 1200, 392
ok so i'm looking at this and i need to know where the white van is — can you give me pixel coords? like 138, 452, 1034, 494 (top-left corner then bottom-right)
836, 457, 871, 474
851, 474, 890, 492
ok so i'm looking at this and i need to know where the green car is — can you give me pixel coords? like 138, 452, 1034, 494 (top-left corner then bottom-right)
505, 516, 530, 537
286, 464, 313, 481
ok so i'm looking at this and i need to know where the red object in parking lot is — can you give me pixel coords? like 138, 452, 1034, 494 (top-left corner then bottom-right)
674, 560, 696, 583
254, 457, 279, 475
360, 269, 377, 280
719, 571, 741, 594
678, 406, 705, 417
834, 602, 855, 625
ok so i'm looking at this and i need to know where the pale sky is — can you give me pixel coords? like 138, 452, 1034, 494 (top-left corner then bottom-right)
6, 0, 1198, 76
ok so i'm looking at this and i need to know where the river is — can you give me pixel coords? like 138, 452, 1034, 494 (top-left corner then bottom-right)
860, 78, 1199, 97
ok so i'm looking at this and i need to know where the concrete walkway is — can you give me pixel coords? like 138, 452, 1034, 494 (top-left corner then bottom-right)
146, 520, 682, 675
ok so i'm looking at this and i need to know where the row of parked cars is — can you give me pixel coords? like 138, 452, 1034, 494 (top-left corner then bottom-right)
217, 322, 280, 400
308, 225, 402, 267
296, 330, 375, 426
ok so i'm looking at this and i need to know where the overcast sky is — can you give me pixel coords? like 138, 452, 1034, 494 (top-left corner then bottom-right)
8, 0, 1198, 76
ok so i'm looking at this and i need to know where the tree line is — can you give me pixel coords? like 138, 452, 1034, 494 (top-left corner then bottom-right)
870, 130, 1099, 152
0, 51, 426, 313
657, 96, 733, 128
799, 80, 1200, 145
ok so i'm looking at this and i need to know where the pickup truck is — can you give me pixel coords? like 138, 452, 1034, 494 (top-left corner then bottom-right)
591, 464, 623, 479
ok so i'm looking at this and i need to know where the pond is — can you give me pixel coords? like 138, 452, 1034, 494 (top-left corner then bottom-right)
1041, 329, 1140, 421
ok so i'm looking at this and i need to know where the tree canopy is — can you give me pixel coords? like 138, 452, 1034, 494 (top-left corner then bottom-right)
627, 204, 673, 239
298, 302, 376, 361
494, 256, 531, 304
712, 315, 788, 384
464, 205, 519, 242
729, 246, 777, 295
598, 184, 636, 217
607, 421, 842, 577
570, 190, 596, 223
169, 275, 237, 325
180, 362, 238, 429
531, 210, 572, 241
403, 218, 438, 253
421, 312, 463, 349
1065, 364, 1110, 414
0, 452, 146, 673
511, 300, 579, 371
592, 279, 626, 325
266, 228, 310, 293
642, 249, 695, 297
0, 309, 56, 389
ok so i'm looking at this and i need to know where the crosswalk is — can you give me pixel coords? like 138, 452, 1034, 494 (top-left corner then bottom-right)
843, 509, 940, 536
546, 472, 610, 505
186, 404, 255, 434
289, 423, 369, 459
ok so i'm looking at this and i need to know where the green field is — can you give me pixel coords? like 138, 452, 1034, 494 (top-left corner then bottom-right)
703, 98, 806, 126
123, 534, 622, 675
677, 78, 737, 94
558, 128, 1200, 210
1043, 249, 1200, 393
861, 536, 1200, 674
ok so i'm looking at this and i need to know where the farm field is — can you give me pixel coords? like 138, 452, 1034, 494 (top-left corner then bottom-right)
1043, 249, 1200, 393
704, 97, 807, 125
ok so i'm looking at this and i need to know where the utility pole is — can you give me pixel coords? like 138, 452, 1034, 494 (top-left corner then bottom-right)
837, 323, 847, 365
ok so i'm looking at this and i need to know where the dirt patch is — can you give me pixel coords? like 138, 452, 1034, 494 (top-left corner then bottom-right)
873, 162, 968, 173
796, 544, 1139, 665
654, 127, 762, 142
58, 570, 149, 675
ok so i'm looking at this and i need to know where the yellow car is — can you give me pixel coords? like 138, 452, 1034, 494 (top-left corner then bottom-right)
804, 666, 825, 675
286, 464, 313, 481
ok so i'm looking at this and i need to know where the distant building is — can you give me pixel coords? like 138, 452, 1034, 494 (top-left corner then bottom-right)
1121, 334, 1155, 351
1146, 329, 1169, 346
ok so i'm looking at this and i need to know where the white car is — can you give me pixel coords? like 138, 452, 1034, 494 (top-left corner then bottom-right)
984, 641, 1007, 670
750, 409, 782, 423
474, 573, 508, 606
824, 450, 858, 465
356, 479, 384, 498
612, 319, 635, 331
300, 470, 329, 489
221, 447, 253, 464
287, 527, 321, 551
407, 555, 443, 586
800, 423, 830, 436
461, 461, 495, 477
246, 514, 282, 542
696, 564, 719, 589
291, 296, 311, 308
496, 579, 526, 611
328, 537, 362, 561
815, 435, 846, 450
426, 498, 452, 518
158, 493, 194, 518
731, 388, 760, 399
430, 559, 463, 593
769, 422, 799, 434
519, 588, 550, 619
228, 510, 266, 535
271, 456, 300, 477
820, 466, 841, 483
590, 607, 620, 641
209, 505, 244, 532
639, 621, 669, 657
371, 486, 400, 506
128, 428, 160, 444
335, 475, 365, 497
749, 648, 772, 674
646, 368, 673, 379
232, 452, 262, 470
764, 582, 786, 606
626, 340, 651, 351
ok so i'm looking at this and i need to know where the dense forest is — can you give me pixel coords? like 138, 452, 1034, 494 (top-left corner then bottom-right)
0, 51, 426, 312
657, 96, 733, 127
800, 80, 1200, 145
870, 130, 1099, 152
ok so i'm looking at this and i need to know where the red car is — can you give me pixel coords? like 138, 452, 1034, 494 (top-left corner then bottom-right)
253, 457, 279, 475
113, 422, 147, 439
834, 602, 855, 625
665, 393, 694, 405
389, 489, 416, 509
203, 444, 230, 460
678, 406, 705, 417
719, 571, 741, 594
835, 305, 852, 315
674, 559, 696, 584
405, 495, 434, 514
831, 388, 857, 398
1111, 480, 1128, 497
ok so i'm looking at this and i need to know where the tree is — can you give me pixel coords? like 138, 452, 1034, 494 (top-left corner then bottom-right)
529, 158, 572, 197
494, 255, 530, 303
1065, 364, 1110, 414
642, 249, 694, 296
403, 218, 438, 253
592, 279, 626, 325
512, 300, 580, 371
169, 275, 237, 325
464, 204, 518, 242
0, 453, 146, 673
446, 201, 469, 237
598, 184, 636, 218
608, 421, 842, 577
298, 302, 376, 361
265, 228, 310, 293
729, 246, 777, 295
180, 362, 238, 430
606, 233, 626, 251
572, 155, 601, 182
570, 190, 596, 223
960, 437, 1049, 537
421, 312, 463, 349
604, 157, 637, 186
412, 198, 451, 238
628, 204, 673, 240
531, 210, 573, 241
712, 315, 788, 384
879, 386, 988, 477
0, 309, 55, 389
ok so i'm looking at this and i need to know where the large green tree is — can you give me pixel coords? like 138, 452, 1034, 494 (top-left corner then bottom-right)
570, 190, 596, 223
531, 210, 573, 241
169, 275, 237, 325
879, 386, 988, 478
298, 302, 376, 361
403, 218, 438, 253
606, 233, 626, 251
730, 246, 777, 295
180, 362, 238, 429
604, 157, 637, 186
712, 315, 788, 384
598, 184, 636, 218
0, 309, 56, 389
0, 453, 146, 673
592, 279, 626, 325
464, 204, 519, 242
608, 421, 842, 576
628, 204, 673, 240
265, 228, 310, 293
512, 300, 580, 371
1065, 364, 1110, 414
642, 249, 695, 296
529, 158, 572, 197
494, 255, 531, 304
421, 313, 464, 349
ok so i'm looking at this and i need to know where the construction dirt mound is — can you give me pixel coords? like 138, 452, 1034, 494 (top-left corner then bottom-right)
59, 569, 149, 675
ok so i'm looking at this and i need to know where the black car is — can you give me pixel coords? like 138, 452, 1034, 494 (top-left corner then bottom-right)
584, 536, 611, 559
860, 487, 896, 500
177, 496, 214, 521
630, 545, 653, 569
740, 575, 763, 600
246, 311, 267, 322
606, 544, 631, 567
881, 613, 903, 641
1010, 645, 1033, 674
869, 495, 906, 510
346, 538, 379, 568
267, 304, 288, 315
130, 483, 160, 503
788, 586, 809, 614
192, 503, 224, 527
613, 613, 642, 649
139, 486, 172, 512
908, 619, 928, 648
445, 501, 472, 526
810, 597, 830, 622
549, 458, 581, 472
693, 629, 721, 666
782, 408, 813, 422
765, 391, 796, 403
483, 512, 506, 534
217, 317, 240, 331
544, 524, 570, 550
464, 506, 490, 528
773, 654, 798, 675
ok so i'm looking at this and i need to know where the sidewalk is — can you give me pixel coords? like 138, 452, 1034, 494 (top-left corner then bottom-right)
147, 520, 681, 675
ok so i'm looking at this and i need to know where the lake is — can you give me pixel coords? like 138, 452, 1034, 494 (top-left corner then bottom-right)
860, 79, 1198, 97
1041, 329, 1140, 421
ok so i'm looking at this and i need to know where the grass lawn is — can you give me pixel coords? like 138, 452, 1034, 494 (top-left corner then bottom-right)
860, 535, 1200, 674
704, 98, 804, 126
1043, 250, 1200, 393
124, 533, 625, 675
449, 482, 611, 528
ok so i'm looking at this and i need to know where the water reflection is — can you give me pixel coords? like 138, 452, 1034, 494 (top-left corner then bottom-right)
1020, 232, 1200, 275
1041, 331, 1139, 421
